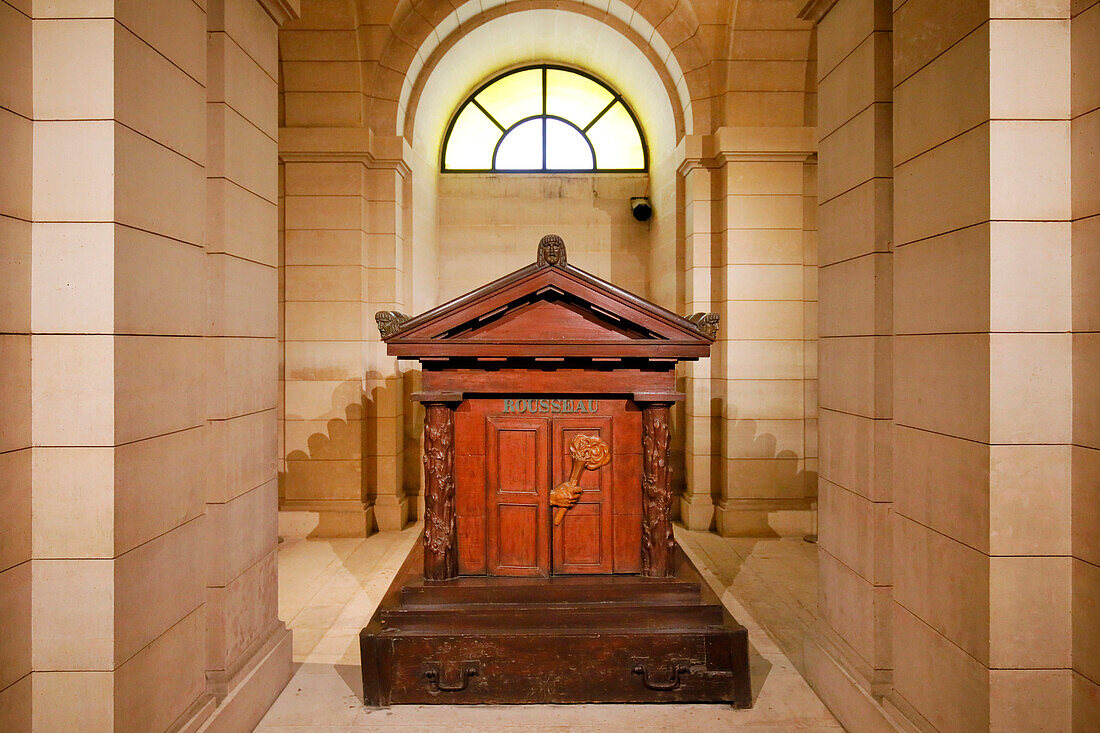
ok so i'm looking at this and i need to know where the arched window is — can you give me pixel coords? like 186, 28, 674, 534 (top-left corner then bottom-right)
441, 65, 648, 173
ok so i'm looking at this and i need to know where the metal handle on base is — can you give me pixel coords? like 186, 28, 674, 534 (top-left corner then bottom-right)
423, 662, 480, 692
632, 662, 691, 691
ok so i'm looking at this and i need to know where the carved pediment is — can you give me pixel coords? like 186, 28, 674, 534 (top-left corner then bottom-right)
380, 235, 716, 361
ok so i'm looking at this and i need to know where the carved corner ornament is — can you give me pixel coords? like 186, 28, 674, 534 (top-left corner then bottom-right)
550, 433, 610, 525
536, 234, 568, 267
687, 312, 720, 339
375, 310, 411, 339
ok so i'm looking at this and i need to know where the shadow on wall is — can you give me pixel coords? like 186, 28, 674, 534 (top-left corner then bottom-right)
710, 398, 819, 538
278, 376, 420, 537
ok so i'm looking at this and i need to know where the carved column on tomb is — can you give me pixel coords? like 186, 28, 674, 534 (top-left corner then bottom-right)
640, 401, 676, 577
422, 400, 458, 580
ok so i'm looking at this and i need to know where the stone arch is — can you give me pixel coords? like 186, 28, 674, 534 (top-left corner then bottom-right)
371, 0, 710, 141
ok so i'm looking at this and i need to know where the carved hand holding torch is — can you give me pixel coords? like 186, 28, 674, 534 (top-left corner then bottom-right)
549, 433, 611, 526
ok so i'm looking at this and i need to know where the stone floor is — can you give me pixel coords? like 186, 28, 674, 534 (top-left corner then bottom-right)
257, 524, 841, 731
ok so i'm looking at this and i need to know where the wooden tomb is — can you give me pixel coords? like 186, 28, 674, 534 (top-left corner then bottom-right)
360, 235, 752, 706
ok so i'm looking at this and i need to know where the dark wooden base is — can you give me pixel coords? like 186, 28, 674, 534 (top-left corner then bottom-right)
360, 540, 752, 707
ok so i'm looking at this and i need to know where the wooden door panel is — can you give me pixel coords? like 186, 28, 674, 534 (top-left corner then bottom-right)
558, 503, 604, 567
496, 505, 540, 568
551, 416, 614, 574
486, 417, 549, 577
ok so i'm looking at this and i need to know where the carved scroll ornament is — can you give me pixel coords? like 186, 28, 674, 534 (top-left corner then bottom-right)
375, 310, 411, 338
687, 312, 720, 339
549, 433, 611, 526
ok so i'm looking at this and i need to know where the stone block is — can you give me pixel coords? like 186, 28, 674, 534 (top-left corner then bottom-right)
32, 120, 114, 223
31, 18, 114, 120
209, 31, 278, 138
32, 334, 113, 447
31, 672, 111, 731
818, 32, 891, 140
1073, 558, 1100, 685
208, 103, 279, 203
989, 444, 1072, 555
208, 253, 279, 338
114, 335, 206, 444
115, 122, 206, 245
818, 253, 891, 337
894, 223, 990, 335
32, 558, 114, 670
724, 264, 804, 301
0, 334, 31, 453
0, 449, 30, 573
894, 23, 989, 164
818, 179, 892, 265
818, 335, 891, 417
0, 215, 30, 333
0, 2, 31, 118
116, 21, 206, 163
818, 548, 892, 669
894, 123, 990, 246
818, 479, 891, 584
990, 120, 1072, 221
116, 0, 206, 82
891, 601, 990, 733
115, 426, 206, 554
990, 669, 1073, 733
724, 417, 805, 459
721, 300, 804, 339
893, 425, 991, 550
208, 178, 279, 266
893, 514, 990, 664
989, 332, 1072, 444
724, 379, 805, 420
0, 562, 30, 691
893, 0, 988, 84
893, 333, 989, 442
114, 605, 206, 733
114, 517, 204, 665
990, 18, 1071, 120
990, 556, 1071, 668
32, 447, 114, 558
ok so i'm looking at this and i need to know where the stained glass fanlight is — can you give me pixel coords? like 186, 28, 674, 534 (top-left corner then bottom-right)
441, 66, 647, 172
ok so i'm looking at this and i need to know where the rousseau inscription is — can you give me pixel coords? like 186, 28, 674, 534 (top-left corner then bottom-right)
502, 398, 599, 414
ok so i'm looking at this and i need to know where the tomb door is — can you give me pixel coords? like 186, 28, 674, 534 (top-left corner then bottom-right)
485, 416, 550, 577
551, 417, 614, 574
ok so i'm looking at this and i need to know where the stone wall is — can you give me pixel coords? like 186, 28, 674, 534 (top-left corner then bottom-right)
1072, 0, 1100, 727
804, 0, 1098, 730
436, 174, 652, 302
0, 1, 294, 729
0, 0, 31, 727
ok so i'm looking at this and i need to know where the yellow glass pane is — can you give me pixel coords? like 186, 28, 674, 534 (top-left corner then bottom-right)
545, 69, 613, 129
443, 104, 500, 170
474, 68, 543, 129
586, 101, 644, 169
495, 118, 543, 170
545, 119, 593, 170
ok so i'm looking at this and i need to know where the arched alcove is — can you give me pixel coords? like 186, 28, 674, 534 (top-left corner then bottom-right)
403, 7, 684, 312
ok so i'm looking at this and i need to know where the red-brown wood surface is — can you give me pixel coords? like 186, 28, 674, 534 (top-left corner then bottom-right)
422, 368, 675, 397
360, 540, 753, 707
385, 263, 714, 361
423, 402, 458, 581
455, 399, 643, 577
552, 417, 613, 574
461, 299, 646, 342
641, 402, 676, 578
486, 416, 550, 577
